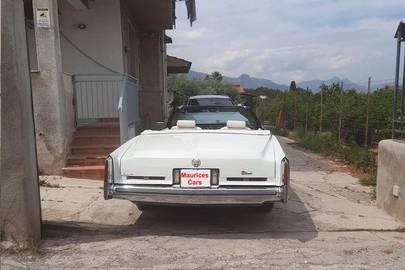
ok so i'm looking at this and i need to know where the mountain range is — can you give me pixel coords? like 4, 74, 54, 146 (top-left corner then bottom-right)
187, 70, 392, 92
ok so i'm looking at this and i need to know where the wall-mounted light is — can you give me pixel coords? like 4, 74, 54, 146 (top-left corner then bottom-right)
75, 23, 87, 30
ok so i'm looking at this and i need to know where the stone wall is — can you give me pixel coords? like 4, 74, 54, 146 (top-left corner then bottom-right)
377, 139, 405, 222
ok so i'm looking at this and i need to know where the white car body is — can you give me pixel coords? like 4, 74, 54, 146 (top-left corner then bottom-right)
104, 120, 289, 207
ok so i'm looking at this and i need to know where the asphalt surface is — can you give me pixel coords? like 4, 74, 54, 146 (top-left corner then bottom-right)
1, 137, 405, 269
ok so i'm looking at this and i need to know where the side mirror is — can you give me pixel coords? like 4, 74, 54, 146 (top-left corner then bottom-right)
152, 121, 166, 131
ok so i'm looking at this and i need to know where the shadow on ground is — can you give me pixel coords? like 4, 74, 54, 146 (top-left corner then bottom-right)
43, 188, 318, 247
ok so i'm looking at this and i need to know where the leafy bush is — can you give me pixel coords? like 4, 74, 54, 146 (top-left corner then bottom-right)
293, 131, 376, 175
294, 131, 340, 156
341, 137, 376, 172
271, 128, 289, 137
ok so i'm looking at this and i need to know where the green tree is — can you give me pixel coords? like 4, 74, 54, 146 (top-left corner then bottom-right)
168, 74, 233, 106
289, 81, 297, 92
211, 71, 223, 82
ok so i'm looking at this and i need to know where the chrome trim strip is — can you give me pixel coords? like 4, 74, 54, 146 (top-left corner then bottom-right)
114, 185, 281, 195
110, 185, 286, 205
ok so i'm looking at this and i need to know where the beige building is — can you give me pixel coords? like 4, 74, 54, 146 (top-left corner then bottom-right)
25, 0, 195, 178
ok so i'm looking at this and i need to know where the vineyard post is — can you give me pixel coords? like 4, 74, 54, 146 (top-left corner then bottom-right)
305, 87, 309, 134
320, 86, 323, 133
365, 77, 371, 148
293, 90, 297, 130
338, 81, 344, 143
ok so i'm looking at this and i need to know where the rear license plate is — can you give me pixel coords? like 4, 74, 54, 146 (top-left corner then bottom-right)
180, 169, 211, 188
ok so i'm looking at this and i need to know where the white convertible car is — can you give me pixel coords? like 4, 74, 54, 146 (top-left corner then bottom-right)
104, 101, 289, 212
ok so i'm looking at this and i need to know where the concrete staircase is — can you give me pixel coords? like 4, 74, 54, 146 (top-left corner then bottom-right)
62, 122, 120, 180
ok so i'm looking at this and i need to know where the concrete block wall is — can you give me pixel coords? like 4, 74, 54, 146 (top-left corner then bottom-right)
377, 140, 405, 222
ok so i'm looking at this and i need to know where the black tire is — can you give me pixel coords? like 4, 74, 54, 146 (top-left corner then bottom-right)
256, 203, 274, 213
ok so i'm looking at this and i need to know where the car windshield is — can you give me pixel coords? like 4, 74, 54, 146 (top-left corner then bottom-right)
169, 106, 260, 130
188, 98, 234, 106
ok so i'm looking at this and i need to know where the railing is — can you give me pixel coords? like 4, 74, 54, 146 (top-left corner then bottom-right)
74, 74, 121, 124
118, 76, 139, 143
73, 74, 139, 144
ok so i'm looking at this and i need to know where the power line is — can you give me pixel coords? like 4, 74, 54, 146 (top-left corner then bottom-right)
352, 78, 395, 85
59, 31, 120, 74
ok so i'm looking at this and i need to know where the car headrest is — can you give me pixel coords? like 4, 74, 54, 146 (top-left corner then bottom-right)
226, 120, 246, 129
176, 120, 197, 129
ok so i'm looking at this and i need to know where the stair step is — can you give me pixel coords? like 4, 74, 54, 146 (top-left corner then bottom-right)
78, 122, 119, 128
67, 155, 107, 166
72, 135, 120, 146
62, 165, 105, 180
75, 128, 120, 136
96, 118, 119, 123
64, 124, 120, 180
71, 144, 117, 156
74, 134, 120, 138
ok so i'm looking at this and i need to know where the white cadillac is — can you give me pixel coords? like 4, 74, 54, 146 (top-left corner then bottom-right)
104, 100, 289, 212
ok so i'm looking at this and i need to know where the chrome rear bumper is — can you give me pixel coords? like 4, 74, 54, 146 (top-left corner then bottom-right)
106, 184, 288, 206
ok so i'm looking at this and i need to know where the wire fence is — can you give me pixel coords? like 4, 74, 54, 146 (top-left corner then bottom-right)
251, 81, 403, 148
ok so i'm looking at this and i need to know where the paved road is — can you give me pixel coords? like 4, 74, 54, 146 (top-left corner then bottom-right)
1, 138, 405, 269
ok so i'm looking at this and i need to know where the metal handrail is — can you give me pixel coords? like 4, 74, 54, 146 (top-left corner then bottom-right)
74, 73, 138, 81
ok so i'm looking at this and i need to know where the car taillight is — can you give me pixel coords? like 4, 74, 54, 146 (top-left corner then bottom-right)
104, 156, 114, 183
282, 158, 289, 186
104, 156, 114, 199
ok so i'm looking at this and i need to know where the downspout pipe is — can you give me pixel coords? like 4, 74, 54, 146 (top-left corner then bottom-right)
393, 34, 401, 139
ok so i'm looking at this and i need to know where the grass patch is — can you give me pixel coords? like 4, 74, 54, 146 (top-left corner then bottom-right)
359, 174, 377, 187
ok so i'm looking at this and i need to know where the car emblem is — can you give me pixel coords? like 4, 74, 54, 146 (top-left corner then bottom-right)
241, 170, 253, 176
192, 159, 201, 168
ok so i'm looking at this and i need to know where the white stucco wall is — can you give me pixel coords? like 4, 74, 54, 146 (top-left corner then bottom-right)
58, 0, 124, 74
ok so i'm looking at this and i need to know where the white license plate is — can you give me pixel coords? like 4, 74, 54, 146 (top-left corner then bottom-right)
180, 169, 211, 188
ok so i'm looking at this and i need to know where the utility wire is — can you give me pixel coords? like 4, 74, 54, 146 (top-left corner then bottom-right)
60, 31, 138, 81
352, 78, 395, 85
60, 31, 120, 74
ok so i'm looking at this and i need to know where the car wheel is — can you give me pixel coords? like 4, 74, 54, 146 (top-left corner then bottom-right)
256, 203, 274, 213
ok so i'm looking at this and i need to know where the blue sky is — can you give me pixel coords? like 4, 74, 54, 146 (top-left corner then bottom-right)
167, 0, 405, 85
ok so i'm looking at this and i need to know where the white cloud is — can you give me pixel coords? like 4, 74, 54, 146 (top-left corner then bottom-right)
313, 54, 354, 70
168, 0, 405, 84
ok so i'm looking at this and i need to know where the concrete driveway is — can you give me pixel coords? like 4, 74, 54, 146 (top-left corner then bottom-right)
1, 138, 405, 269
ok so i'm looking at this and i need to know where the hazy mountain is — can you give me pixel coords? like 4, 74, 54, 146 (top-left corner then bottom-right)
187, 70, 210, 80
186, 70, 379, 92
187, 71, 288, 90
297, 76, 367, 92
